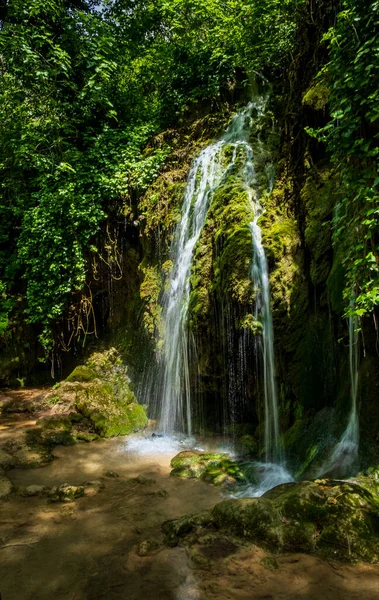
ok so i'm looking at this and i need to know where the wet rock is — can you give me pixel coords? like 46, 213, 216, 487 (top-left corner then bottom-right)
104, 470, 120, 478
24, 484, 47, 497
74, 432, 99, 442
132, 475, 156, 485
211, 478, 379, 563
162, 511, 214, 546
136, 539, 159, 557
0, 474, 13, 498
3, 438, 53, 469
170, 451, 246, 487
49, 483, 85, 503
83, 480, 105, 496
37, 415, 72, 431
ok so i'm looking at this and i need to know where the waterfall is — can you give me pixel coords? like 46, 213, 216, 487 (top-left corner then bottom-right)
318, 307, 360, 477
236, 99, 281, 463
158, 103, 255, 435
250, 219, 280, 462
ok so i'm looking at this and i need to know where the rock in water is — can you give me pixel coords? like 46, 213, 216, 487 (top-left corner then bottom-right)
162, 477, 379, 563
24, 485, 46, 496
170, 451, 247, 487
49, 484, 85, 503
211, 478, 379, 562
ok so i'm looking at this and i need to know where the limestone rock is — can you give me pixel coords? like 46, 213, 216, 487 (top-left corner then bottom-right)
46, 348, 148, 439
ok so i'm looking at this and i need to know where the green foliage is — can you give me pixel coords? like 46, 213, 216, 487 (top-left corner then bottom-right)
0, 0, 305, 360
0, 0, 168, 352
106, 0, 304, 118
307, 0, 379, 318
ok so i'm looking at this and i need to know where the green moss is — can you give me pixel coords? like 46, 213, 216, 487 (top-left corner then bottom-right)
139, 263, 163, 340
50, 348, 147, 440
189, 175, 254, 334
302, 83, 330, 111
209, 479, 379, 562
301, 167, 336, 286
170, 451, 247, 487
66, 365, 97, 383
74, 382, 147, 437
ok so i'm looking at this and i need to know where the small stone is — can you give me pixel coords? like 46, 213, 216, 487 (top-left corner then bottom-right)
136, 539, 159, 557
24, 485, 46, 497
150, 489, 169, 498
104, 471, 120, 478
49, 484, 84, 503
132, 475, 155, 485
83, 480, 105, 496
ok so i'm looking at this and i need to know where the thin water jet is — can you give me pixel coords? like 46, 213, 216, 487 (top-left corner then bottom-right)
318, 309, 360, 477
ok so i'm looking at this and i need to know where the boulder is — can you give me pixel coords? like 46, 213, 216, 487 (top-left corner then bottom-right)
43, 348, 148, 440
211, 478, 379, 562
170, 451, 247, 486
162, 477, 379, 563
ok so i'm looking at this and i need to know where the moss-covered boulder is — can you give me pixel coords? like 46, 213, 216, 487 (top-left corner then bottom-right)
65, 365, 97, 383
162, 477, 379, 563
212, 478, 379, 562
42, 347, 148, 440
74, 382, 147, 437
170, 451, 247, 487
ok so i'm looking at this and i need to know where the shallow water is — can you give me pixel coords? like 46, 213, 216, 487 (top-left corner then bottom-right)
231, 461, 294, 498
2, 428, 379, 600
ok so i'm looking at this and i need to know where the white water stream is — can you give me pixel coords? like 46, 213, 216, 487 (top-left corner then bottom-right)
318, 310, 360, 477
159, 103, 256, 435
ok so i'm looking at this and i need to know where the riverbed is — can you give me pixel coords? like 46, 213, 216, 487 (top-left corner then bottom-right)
1, 391, 379, 600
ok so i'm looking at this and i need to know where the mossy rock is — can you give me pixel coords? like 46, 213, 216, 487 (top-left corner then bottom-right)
170, 451, 247, 487
211, 478, 379, 562
74, 431, 100, 443
36, 415, 72, 432
75, 382, 147, 437
65, 365, 97, 383
47, 348, 147, 440
49, 483, 85, 503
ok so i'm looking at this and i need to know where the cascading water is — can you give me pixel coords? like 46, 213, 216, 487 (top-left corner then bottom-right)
158, 103, 256, 435
318, 308, 360, 477
229, 100, 293, 496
